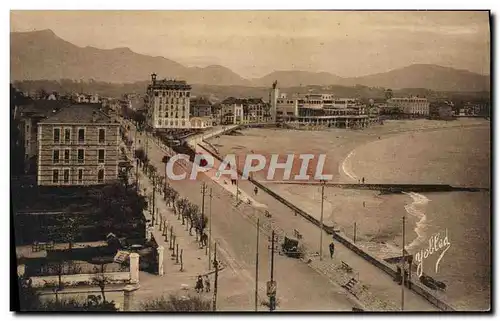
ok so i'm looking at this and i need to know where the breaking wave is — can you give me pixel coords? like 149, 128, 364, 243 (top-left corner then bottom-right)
403, 191, 431, 251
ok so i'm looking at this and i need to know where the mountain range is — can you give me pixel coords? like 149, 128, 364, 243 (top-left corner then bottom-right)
10, 29, 490, 92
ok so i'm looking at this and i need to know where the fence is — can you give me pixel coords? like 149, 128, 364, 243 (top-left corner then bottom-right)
25, 260, 129, 277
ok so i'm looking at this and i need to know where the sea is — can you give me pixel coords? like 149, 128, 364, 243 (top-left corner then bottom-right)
347, 124, 491, 311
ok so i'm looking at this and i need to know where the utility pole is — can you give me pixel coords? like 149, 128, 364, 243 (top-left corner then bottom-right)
208, 188, 213, 270
401, 216, 406, 311
236, 177, 239, 203
152, 176, 156, 226
135, 159, 139, 193
200, 183, 207, 246
320, 181, 325, 260
212, 242, 218, 312
267, 230, 279, 312
255, 217, 260, 312
145, 130, 149, 161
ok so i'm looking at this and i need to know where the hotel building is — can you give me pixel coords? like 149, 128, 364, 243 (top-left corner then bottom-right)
145, 74, 211, 130
387, 97, 430, 116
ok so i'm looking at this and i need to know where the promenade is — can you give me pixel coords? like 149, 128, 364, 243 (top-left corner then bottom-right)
123, 119, 436, 311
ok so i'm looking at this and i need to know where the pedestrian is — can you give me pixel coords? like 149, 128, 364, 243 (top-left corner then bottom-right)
195, 275, 204, 293
362, 177, 365, 184
329, 242, 335, 259
204, 275, 211, 292
254, 187, 258, 196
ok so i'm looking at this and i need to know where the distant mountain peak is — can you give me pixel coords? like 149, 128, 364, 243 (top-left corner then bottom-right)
10, 29, 490, 91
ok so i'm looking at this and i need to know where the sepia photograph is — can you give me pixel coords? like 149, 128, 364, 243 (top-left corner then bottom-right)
9, 9, 491, 313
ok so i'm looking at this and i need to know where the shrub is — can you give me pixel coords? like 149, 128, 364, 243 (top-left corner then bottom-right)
140, 294, 212, 312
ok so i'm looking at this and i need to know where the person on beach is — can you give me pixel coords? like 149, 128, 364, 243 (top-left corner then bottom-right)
329, 242, 335, 259
204, 275, 211, 292
195, 275, 204, 293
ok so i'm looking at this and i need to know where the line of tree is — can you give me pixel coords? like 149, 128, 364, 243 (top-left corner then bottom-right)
135, 152, 209, 245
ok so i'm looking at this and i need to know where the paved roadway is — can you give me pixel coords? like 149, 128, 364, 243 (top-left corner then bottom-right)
123, 122, 356, 311
122, 120, 436, 311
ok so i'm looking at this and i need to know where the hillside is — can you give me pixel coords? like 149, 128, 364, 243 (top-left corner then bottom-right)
341, 64, 490, 92
10, 29, 490, 92
10, 29, 250, 86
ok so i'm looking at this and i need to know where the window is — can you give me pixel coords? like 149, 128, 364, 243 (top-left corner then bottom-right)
64, 149, 70, 163
63, 169, 70, 184
52, 169, 59, 184
53, 128, 60, 143
98, 169, 104, 183
98, 149, 105, 163
53, 150, 60, 164
78, 168, 83, 184
78, 128, 85, 143
77, 149, 84, 164
98, 129, 105, 143
64, 128, 71, 143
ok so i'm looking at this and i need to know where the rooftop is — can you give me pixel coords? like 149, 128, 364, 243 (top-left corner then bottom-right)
220, 97, 266, 105
39, 104, 114, 124
148, 79, 191, 90
17, 100, 72, 118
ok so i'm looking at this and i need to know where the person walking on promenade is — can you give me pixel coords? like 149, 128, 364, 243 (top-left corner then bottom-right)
195, 275, 204, 293
254, 187, 258, 196
362, 177, 365, 184
204, 275, 211, 292
329, 242, 335, 259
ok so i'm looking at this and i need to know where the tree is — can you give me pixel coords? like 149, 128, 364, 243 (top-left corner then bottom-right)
47, 211, 84, 250
140, 294, 211, 312
97, 183, 147, 230
91, 273, 112, 303
176, 198, 189, 223
186, 204, 200, 236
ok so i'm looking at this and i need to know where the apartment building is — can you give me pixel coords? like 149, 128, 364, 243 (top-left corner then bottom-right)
37, 104, 120, 186
15, 100, 71, 173
219, 97, 271, 125
387, 97, 430, 115
145, 73, 192, 129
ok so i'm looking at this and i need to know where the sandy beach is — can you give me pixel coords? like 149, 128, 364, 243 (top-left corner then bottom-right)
208, 118, 491, 310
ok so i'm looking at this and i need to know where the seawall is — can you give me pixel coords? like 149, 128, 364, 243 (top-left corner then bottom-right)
198, 141, 456, 311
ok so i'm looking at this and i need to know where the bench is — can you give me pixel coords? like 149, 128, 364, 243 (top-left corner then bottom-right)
341, 261, 353, 273
342, 278, 359, 296
293, 229, 303, 240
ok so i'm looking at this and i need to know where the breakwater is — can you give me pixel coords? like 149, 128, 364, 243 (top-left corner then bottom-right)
266, 181, 488, 193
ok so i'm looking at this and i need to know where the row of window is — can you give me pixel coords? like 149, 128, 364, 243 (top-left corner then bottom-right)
157, 119, 187, 127
157, 98, 187, 104
53, 149, 106, 164
153, 91, 190, 98
53, 128, 106, 144
157, 112, 187, 119
52, 168, 105, 184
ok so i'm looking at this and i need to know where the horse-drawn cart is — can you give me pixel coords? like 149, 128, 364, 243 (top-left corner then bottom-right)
281, 236, 301, 258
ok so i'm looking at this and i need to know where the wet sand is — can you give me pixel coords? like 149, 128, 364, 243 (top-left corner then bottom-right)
209, 118, 491, 310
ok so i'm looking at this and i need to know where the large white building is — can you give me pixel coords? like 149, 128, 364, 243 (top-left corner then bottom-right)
270, 82, 376, 129
387, 97, 430, 116
145, 74, 212, 130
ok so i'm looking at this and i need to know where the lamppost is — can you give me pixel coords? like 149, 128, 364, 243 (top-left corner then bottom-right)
319, 180, 325, 260
267, 230, 279, 311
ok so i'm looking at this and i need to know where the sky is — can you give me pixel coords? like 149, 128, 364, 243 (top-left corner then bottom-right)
10, 10, 491, 79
